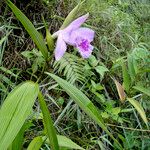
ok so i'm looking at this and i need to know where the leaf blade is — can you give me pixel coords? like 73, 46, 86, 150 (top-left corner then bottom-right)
6, 0, 48, 59
38, 92, 59, 150
127, 98, 148, 126
0, 81, 39, 150
47, 73, 122, 148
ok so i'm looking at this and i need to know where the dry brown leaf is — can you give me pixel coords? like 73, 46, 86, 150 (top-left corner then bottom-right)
113, 78, 126, 103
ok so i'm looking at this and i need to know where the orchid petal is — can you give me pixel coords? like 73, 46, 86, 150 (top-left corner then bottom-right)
54, 34, 67, 61
69, 27, 95, 44
64, 13, 89, 32
77, 44, 94, 58
52, 30, 62, 38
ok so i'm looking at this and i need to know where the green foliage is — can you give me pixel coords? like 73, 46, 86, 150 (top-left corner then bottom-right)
45, 135, 84, 150
38, 92, 59, 150
127, 98, 148, 126
60, 0, 86, 29
10, 122, 33, 150
0, 81, 39, 150
53, 53, 87, 84
47, 73, 122, 148
27, 136, 43, 150
21, 49, 45, 74
6, 0, 48, 60
1, 0, 150, 149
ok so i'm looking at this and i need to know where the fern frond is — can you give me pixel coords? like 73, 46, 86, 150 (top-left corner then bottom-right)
52, 53, 87, 84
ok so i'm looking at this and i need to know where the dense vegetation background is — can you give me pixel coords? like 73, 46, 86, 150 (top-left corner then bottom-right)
0, 0, 150, 149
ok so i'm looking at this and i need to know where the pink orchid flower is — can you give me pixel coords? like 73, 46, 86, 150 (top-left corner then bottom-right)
53, 13, 95, 61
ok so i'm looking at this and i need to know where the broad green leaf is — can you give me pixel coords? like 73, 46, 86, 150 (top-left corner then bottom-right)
133, 85, 150, 97
127, 98, 148, 126
38, 92, 59, 150
44, 135, 84, 150
95, 65, 109, 79
27, 136, 43, 150
122, 63, 130, 93
57, 135, 84, 150
6, 0, 48, 59
60, 0, 85, 29
0, 81, 39, 150
47, 73, 122, 148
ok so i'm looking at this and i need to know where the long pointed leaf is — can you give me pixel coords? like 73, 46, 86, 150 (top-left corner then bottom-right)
6, 0, 48, 59
46, 73, 122, 148
0, 81, 39, 150
127, 98, 148, 126
38, 92, 59, 150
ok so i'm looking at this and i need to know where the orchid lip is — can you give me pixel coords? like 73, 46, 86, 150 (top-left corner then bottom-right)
78, 39, 90, 51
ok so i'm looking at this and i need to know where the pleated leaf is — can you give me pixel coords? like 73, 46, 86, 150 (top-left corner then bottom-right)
0, 81, 39, 150
6, 0, 48, 59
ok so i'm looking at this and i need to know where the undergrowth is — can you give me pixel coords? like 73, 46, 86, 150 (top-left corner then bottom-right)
0, 0, 150, 149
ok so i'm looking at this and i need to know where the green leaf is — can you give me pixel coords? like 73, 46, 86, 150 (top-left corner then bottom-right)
10, 122, 33, 150
95, 65, 109, 79
88, 55, 99, 67
6, 0, 48, 59
122, 63, 130, 93
0, 66, 18, 78
60, 0, 85, 29
132, 47, 149, 60
27, 136, 43, 150
47, 73, 122, 148
46, 29, 54, 52
133, 85, 150, 97
127, 98, 148, 126
127, 53, 137, 82
38, 92, 59, 150
57, 135, 84, 150
45, 135, 84, 150
0, 81, 39, 150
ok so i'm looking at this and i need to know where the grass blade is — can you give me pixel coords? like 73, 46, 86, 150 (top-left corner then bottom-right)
38, 92, 59, 150
0, 81, 39, 150
122, 63, 131, 93
127, 98, 148, 126
6, 0, 48, 59
47, 73, 122, 148
133, 85, 150, 97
